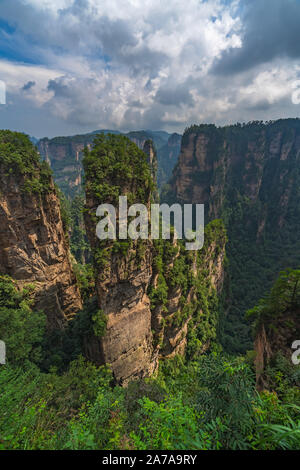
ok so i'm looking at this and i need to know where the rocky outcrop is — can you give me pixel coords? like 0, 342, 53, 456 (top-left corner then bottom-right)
83, 134, 226, 384
0, 131, 82, 328
254, 310, 300, 389
143, 140, 158, 181
83, 235, 156, 385
157, 132, 182, 187
171, 120, 300, 222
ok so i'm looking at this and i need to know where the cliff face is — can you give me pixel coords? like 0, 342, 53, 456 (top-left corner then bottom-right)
37, 136, 91, 198
168, 119, 300, 353
143, 140, 158, 180
83, 134, 226, 384
250, 269, 300, 390
83, 234, 155, 385
143, 140, 159, 202
0, 131, 82, 328
254, 310, 300, 390
172, 120, 300, 219
157, 132, 182, 187
126, 131, 182, 187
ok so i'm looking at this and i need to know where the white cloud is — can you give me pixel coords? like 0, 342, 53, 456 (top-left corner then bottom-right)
0, 0, 300, 136
22, 0, 73, 12
240, 66, 298, 106
0, 60, 62, 105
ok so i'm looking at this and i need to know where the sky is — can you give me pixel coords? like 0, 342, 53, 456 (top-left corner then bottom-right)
0, 0, 300, 138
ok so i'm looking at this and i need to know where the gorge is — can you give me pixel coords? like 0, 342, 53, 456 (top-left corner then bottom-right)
0, 121, 299, 450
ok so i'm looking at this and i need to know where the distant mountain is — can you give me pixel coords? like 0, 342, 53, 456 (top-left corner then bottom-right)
156, 132, 182, 187
90, 129, 121, 135
29, 135, 39, 145
37, 130, 182, 197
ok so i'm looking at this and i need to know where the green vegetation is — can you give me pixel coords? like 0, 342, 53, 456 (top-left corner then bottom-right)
247, 268, 300, 332
92, 309, 107, 337
0, 130, 52, 194
72, 262, 95, 301
147, 219, 227, 356
157, 133, 181, 188
1, 350, 299, 449
83, 133, 153, 205
37, 130, 180, 199
69, 193, 91, 263
56, 186, 71, 237
245, 269, 300, 391
0, 276, 46, 365
2, 269, 299, 450
37, 134, 91, 198
83, 133, 153, 271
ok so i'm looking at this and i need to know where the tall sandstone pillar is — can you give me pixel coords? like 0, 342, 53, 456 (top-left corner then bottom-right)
0, 131, 82, 328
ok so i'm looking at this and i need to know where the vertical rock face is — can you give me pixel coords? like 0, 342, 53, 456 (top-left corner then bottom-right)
83, 134, 227, 384
254, 312, 300, 390
83, 134, 156, 384
126, 132, 182, 187
157, 132, 182, 187
38, 136, 90, 198
167, 120, 300, 353
84, 233, 156, 385
251, 269, 300, 390
143, 140, 159, 202
0, 131, 82, 328
171, 121, 300, 216
143, 140, 158, 180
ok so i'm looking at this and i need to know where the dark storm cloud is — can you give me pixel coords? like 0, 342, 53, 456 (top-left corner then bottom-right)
93, 18, 138, 54
22, 81, 36, 91
244, 99, 272, 112
47, 78, 74, 97
155, 84, 195, 106
213, 0, 300, 75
